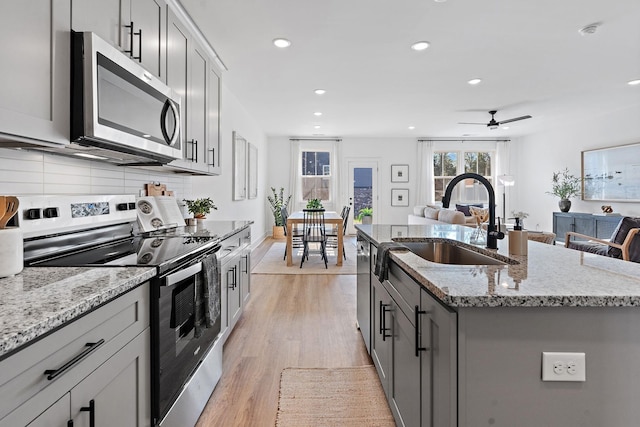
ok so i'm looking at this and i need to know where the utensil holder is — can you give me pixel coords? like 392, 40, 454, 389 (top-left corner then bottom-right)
0, 227, 23, 278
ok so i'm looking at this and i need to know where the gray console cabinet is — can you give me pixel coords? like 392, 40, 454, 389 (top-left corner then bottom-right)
553, 212, 622, 243
0, 283, 150, 427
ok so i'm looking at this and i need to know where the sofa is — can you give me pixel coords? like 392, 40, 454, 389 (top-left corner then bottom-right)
408, 205, 477, 226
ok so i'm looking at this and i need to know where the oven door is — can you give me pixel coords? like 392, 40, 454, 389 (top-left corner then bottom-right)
154, 255, 221, 423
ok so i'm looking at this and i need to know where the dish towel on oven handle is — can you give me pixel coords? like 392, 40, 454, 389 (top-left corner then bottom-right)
374, 242, 409, 282
201, 252, 221, 329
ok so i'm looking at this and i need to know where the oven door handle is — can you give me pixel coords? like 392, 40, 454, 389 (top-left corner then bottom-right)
163, 262, 202, 287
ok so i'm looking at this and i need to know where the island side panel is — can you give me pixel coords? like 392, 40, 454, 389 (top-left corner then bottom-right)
458, 306, 640, 427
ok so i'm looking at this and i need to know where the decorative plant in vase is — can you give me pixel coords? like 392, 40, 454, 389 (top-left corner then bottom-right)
546, 168, 581, 212
306, 198, 323, 209
267, 187, 291, 238
357, 207, 373, 224
183, 197, 217, 219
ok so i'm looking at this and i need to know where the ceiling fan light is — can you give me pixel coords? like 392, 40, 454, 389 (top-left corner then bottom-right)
489, 124, 499, 130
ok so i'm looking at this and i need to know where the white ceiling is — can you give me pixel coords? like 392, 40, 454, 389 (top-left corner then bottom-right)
180, 0, 640, 139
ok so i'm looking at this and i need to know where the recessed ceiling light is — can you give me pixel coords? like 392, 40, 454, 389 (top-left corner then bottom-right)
467, 78, 482, 85
501, 126, 510, 130
410, 41, 430, 51
628, 79, 640, 86
314, 125, 321, 129
314, 112, 322, 116
434, 0, 447, 2
408, 126, 415, 130
273, 38, 291, 48
314, 89, 326, 95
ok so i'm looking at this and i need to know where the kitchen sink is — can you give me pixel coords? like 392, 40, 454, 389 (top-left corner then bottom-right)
395, 241, 507, 265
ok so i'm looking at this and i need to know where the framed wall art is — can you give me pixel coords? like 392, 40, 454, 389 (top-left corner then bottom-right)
391, 164, 409, 182
233, 131, 247, 200
248, 143, 258, 199
391, 188, 409, 206
582, 142, 640, 202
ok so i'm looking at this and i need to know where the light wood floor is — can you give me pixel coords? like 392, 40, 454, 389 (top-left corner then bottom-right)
195, 238, 372, 427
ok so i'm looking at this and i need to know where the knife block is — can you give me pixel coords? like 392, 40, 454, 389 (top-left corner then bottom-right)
0, 227, 23, 278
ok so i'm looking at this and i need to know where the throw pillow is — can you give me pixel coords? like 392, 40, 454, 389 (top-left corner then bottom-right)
413, 205, 427, 217
423, 207, 440, 220
455, 203, 483, 217
607, 217, 640, 261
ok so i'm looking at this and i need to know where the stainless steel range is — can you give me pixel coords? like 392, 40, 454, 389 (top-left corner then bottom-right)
17, 195, 223, 427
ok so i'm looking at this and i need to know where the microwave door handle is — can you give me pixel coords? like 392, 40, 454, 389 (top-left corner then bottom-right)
160, 99, 180, 147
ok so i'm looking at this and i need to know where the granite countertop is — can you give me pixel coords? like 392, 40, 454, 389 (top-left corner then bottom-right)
0, 267, 156, 359
357, 224, 640, 308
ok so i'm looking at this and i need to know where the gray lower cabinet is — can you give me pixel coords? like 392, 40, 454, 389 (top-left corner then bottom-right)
219, 227, 252, 343
0, 283, 150, 427
356, 233, 371, 353
370, 259, 457, 427
0, 0, 70, 146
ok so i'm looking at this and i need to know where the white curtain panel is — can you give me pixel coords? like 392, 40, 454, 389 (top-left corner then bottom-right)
416, 140, 435, 205
289, 139, 301, 210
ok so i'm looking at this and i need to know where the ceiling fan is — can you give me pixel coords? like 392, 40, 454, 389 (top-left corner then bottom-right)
459, 110, 532, 129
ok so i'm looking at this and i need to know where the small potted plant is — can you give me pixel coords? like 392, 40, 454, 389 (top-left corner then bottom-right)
358, 207, 373, 225
546, 168, 581, 212
183, 197, 217, 219
305, 198, 323, 209
267, 187, 291, 238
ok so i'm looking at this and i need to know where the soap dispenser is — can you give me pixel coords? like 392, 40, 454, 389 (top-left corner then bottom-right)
509, 217, 528, 256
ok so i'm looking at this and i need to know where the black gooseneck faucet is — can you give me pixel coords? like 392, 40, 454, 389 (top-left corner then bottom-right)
441, 173, 505, 249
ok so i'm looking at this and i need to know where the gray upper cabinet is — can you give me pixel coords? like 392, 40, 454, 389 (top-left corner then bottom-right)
72, 0, 165, 81
72, 0, 122, 48
123, 0, 166, 80
164, 6, 222, 175
0, 0, 70, 146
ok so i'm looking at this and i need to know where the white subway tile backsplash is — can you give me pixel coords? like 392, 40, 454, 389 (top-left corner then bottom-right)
0, 148, 191, 196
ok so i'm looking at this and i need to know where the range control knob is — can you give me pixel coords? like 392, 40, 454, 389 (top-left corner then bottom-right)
128, 202, 136, 210
43, 207, 59, 218
116, 203, 129, 211
26, 208, 42, 220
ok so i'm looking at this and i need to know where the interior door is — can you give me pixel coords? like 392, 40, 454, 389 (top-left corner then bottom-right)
347, 161, 378, 234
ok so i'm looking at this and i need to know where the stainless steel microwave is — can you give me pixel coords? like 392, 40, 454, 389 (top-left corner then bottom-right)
70, 31, 182, 164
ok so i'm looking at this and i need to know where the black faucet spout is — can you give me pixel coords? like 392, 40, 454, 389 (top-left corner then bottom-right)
441, 173, 505, 249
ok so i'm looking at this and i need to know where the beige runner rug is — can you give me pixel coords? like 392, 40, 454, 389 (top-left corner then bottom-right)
276, 366, 395, 427
252, 237, 356, 275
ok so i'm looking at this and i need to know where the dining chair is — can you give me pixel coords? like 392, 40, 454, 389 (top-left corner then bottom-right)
281, 207, 304, 261
327, 206, 350, 259
300, 208, 328, 268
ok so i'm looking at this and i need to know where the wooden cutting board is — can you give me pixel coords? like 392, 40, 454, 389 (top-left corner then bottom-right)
146, 183, 166, 196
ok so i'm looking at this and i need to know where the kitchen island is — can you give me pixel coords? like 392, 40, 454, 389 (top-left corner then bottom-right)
357, 224, 640, 427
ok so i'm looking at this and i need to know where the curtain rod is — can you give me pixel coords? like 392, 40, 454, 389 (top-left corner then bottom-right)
417, 138, 510, 142
289, 137, 342, 142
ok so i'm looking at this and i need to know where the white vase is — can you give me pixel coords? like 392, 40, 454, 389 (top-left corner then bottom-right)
0, 227, 23, 278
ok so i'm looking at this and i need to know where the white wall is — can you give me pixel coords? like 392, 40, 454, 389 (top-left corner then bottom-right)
511, 104, 640, 232
192, 84, 268, 242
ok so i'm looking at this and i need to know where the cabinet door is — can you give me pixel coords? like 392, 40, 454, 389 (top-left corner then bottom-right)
71, 328, 150, 427
371, 279, 392, 399
25, 393, 70, 427
421, 290, 457, 427
123, 0, 165, 79
574, 215, 595, 237
553, 213, 574, 243
390, 307, 421, 427
72, 0, 122, 47
187, 41, 208, 169
207, 64, 221, 174
240, 249, 251, 306
0, 0, 70, 145
226, 259, 242, 332
356, 234, 371, 353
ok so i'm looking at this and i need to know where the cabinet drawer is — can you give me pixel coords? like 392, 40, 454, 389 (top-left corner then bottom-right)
0, 282, 149, 423
384, 261, 421, 322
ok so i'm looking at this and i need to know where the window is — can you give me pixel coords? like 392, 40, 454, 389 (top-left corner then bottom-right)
433, 150, 493, 203
301, 151, 331, 201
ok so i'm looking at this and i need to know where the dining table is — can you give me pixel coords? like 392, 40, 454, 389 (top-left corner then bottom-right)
286, 210, 344, 266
